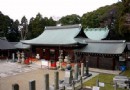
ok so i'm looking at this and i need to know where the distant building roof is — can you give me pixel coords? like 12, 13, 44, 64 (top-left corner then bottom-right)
0, 39, 15, 50
76, 40, 126, 55
22, 24, 86, 46
10, 42, 30, 49
15, 42, 30, 49
84, 27, 109, 40
126, 42, 130, 50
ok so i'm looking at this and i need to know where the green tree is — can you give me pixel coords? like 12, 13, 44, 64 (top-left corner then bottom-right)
28, 13, 56, 39
6, 20, 20, 41
0, 11, 13, 38
19, 16, 28, 40
118, 0, 130, 40
81, 4, 120, 28
29, 13, 45, 39
81, 2, 122, 40
59, 14, 81, 25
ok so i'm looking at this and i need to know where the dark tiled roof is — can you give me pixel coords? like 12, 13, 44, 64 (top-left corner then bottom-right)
85, 39, 126, 43
0, 39, 15, 50
10, 42, 30, 49
84, 27, 109, 40
126, 42, 130, 50
15, 42, 30, 49
76, 42, 126, 54
22, 25, 85, 46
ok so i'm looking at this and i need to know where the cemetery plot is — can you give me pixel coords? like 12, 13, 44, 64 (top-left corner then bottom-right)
0, 61, 40, 78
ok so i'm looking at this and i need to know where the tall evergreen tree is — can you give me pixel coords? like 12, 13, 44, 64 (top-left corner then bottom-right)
6, 20, 20, 41
19, 16, 28, 40
28, 13, 56, 39
59, 14, 81, 25
0, 12, 13, 39
118, 0, 130, 40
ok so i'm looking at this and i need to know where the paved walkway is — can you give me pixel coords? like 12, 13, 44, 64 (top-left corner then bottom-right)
0, 61, 39, 78
89, 68, 121, 75
0, 60, 121, 90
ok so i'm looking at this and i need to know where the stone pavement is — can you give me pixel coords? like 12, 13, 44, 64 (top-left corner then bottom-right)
0, 60, 121, 90
89, 68, 121, 75
0, 60, 40, 78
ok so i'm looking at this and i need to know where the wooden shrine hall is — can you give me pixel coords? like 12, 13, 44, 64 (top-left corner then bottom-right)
75, 40, 127, 70
21, 25, 127, 70
22, 25, 86, 63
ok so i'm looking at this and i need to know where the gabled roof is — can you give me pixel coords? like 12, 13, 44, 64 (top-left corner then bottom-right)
14, 42, 30, 49
84, 27, 109, 40
0, 39, 15, 50
22, 25, 85, 46
126, 42, 130, 50
76, 40, 126, 55
10, 42, 30, 49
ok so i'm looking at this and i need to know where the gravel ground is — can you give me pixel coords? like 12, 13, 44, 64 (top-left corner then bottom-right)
0, 60, 102, 90
0, 61, 65, 90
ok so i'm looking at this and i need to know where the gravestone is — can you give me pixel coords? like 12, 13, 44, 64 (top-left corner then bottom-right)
74, 63, 78, 80
12, 53, 15, 62
72, 80, 75, 90
64, 70, 73, 85
29, 80, 36, 90
113, 75, 129, 89
81, 63, 84, 77
58, 51, 63, 69
80, 76, 83, 89
54, 71, 59, 90
17, 51, 20, 62
43, 74, 49, 90
85, 60, 92, 77
21, 52, 25, 64
12, 84, 19, 90
86, 61, 89, 76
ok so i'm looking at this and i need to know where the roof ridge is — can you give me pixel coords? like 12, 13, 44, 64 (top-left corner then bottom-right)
85, 40, 126, 43
45, 24, 81, 30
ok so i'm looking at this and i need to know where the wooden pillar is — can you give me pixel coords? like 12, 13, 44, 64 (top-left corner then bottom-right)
97, 56, 99, 68
32, 46, 36, 55
45, 49, 50, 60
55, 49, 59, 62
113, 57, 116, 70
36, 48, 43, 59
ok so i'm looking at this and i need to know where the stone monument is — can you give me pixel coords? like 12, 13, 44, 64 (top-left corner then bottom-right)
64, 69, 73, 85
64, 55, 71, 63
85, 61, 92, 77
36, 54, 40, 60
74, 63, 79, 80
12, 53, 15, 62
58, 51, 63, 69
21, 52, 25, 64
17, 51, 20, 63
64, 55, 73, 85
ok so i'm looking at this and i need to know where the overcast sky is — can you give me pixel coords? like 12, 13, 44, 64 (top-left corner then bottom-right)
0, 0, 119, 21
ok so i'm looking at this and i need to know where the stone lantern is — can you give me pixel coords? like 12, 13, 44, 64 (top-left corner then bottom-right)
21, 51, 25, 64
58, 51, 63, 69
17, 51, 20, 63
64, 55, 71, 70
64, 55, 71, 63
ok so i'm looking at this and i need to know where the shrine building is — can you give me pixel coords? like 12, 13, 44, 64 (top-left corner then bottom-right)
21, 24, 129, 70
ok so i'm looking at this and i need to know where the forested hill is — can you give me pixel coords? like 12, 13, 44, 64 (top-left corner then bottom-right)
81, 0, 130, 41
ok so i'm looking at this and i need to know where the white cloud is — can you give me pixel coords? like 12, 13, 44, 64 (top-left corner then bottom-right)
0, 0, 118, 21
